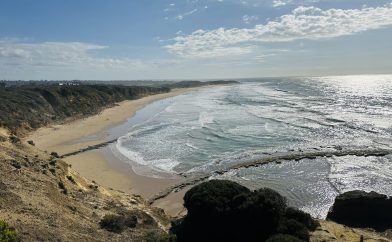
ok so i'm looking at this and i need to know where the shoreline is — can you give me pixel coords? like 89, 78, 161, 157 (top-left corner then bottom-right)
25, 86, 208, 216
26, 87, 204, 155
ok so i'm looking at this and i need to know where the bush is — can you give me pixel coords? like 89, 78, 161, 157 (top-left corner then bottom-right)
285, 207, 319, 231
173, 180, 287, 242
0, 220, 17, 242
183, 179, 250, 217
99, 214, 137, 233
171, 180, 318, 242
277, 219, 309, 241
144, 231, 176, 242
266, 234, 304, 242
58, 181, 68, 194
100, 215, 125, 233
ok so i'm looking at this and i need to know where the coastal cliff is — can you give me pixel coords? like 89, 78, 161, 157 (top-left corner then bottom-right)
0, 85, 170, 134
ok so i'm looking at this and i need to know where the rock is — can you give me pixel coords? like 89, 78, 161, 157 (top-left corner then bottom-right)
27, 140, 35, 146
50, 152, 60, 158
327, 190, 392, 231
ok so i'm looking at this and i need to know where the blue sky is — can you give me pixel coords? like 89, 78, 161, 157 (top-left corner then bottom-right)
0, 0, 392, 80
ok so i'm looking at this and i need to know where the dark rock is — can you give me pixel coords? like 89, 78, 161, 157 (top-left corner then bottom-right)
50, 152, 60, 158
327, 190, 392, 231
27, 140, 35, 146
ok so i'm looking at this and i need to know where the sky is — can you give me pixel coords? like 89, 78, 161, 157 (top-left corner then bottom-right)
0, 0, 392, 80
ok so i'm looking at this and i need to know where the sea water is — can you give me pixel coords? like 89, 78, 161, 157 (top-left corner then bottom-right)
114, 75, 392, 218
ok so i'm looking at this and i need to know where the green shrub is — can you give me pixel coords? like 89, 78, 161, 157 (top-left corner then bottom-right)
58, 181, 65, 190
99, 214, 137, 233
123, 215, 137, 228
172, 180, 286, 242
277, 219, 309, 241
0, 220, 17, 242
171, 180, 318, 242
266, 234, 304, 242
183, 179, 250, 217
100, 215, 125, 233
58, 181, 68, 194
285, 207, 319, 231
144, 231, 176, 242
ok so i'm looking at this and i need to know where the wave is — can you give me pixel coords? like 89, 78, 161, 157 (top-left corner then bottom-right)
185, 143, 200, 150
115, 138, 180, 178
199, 111, 214, 127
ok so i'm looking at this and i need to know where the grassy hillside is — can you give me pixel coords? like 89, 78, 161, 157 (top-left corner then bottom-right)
0, 85, 170, 134
0, 128, 170, 241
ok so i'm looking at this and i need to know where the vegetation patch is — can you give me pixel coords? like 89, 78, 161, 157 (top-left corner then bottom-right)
144, 231, 176, 242
0, 220, 18, 242
99, 214, 137, 233
170, 180, 319, 242
58, 181, 68, 195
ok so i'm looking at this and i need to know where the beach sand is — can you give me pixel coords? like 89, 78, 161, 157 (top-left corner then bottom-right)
27, 88, 202, 155
25, 87, 206, 217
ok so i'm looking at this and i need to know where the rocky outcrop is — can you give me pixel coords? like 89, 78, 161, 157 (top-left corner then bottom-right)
327, 191, 392, 231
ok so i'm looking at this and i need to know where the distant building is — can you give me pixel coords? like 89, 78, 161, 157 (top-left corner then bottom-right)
58, 81, 80, 86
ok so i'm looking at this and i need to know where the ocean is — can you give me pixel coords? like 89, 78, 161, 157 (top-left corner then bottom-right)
112, 75, 392, 218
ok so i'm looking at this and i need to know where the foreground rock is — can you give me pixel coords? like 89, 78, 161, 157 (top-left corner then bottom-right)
327, 190, 392, 231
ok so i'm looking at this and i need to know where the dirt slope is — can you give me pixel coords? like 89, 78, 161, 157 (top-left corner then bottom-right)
0, 128, 170, 241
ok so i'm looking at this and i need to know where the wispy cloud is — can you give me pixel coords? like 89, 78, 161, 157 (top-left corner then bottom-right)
175, 8, 198, 20
166, 3, 392, 58
0, 40, 153, 70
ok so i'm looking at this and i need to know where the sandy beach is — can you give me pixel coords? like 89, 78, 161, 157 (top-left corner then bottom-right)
25, 87, 205, 216
27, 88, 203, 155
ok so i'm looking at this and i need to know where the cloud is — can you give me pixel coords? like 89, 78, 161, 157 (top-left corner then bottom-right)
272, 0, 292, 7
175, 8, 198, 20
242, 15, 259, 24
0, 41, 106, 66
0, 40, 188, 79
166, 3, 392, 58
0, 40, 156, 72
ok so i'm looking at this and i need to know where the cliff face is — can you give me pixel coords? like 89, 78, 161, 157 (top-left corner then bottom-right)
0, 85, 170, 134
0, 128, 170, 241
